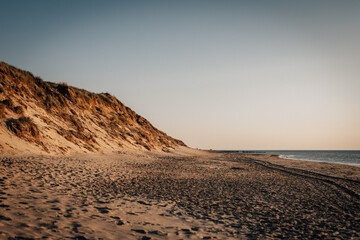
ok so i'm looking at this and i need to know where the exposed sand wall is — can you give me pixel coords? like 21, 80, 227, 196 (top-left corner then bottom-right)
0, 61, 186, 155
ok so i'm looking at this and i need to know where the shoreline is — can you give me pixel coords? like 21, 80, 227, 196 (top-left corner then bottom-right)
276, 154, 360, 167
0, 150, 359, 239
214, 150, 360, 167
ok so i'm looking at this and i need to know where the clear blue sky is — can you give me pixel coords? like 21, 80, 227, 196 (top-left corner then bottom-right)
1, 0, 360, 150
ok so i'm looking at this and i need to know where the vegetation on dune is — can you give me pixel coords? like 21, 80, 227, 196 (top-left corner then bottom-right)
6, 117, 40, 141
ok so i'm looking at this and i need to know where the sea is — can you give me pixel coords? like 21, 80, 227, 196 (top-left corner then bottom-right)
241, 150, 360, 166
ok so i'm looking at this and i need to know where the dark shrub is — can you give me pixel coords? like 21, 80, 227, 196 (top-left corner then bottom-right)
1, 98, 14, 108
6, 117, 40, 141
12, 106, 24, 114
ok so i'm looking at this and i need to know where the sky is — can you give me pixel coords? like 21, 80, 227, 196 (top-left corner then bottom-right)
1, 0, 360, 150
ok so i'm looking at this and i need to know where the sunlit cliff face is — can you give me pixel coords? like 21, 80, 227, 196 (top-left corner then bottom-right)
0, 62, 185, 154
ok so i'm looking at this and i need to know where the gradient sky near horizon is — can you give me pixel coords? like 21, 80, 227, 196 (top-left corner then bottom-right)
1, 0, 360, 150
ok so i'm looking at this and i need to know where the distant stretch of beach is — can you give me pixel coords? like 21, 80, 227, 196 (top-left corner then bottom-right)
0, 150, 359, 239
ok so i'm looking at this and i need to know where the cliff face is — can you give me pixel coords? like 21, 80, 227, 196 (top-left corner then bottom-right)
0, 61, 186, 154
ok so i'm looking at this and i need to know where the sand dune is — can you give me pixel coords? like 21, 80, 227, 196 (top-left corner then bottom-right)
0, 61, 185, 155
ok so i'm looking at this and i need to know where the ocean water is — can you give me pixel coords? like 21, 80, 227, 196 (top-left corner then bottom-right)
258, 151, 360, 166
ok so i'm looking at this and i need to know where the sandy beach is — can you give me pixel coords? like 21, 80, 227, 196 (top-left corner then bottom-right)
0, 149, 359, 239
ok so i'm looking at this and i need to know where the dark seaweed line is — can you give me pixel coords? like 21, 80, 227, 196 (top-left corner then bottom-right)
239, 154, 360, 185
245, 158, 360, 202
270, 162, 360, 185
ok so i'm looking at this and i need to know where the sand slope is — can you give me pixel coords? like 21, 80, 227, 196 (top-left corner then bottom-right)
0, 61, 185, 155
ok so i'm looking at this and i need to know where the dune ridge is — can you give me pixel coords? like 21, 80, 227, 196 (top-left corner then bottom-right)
0, 61, 185, 154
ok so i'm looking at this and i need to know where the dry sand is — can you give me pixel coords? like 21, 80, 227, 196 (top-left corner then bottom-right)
0, 150, 359, 239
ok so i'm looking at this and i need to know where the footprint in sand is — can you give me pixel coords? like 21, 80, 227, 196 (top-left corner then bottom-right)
0, 215, 12, 221
96, 207, 110, 214
117, 220, 125, 225
18, 223, 29, 228
126, 212, 137, 215
137, 200, 152, 206
148, 230, 167, 236
131, 229, 146, 234
181, 228, 194, 235
72, 221, 82, 233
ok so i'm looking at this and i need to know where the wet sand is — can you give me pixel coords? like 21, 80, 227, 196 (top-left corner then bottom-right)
0, 151, 359, 239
